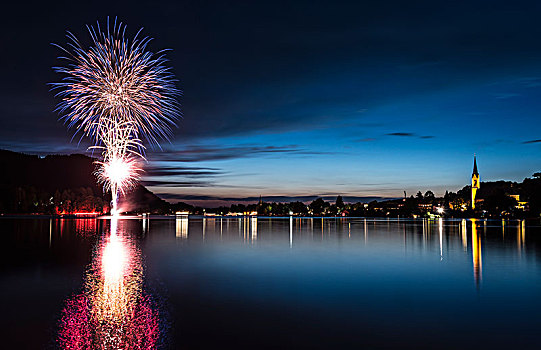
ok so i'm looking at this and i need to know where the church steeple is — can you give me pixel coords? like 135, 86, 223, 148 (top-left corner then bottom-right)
471, 155, 480, 209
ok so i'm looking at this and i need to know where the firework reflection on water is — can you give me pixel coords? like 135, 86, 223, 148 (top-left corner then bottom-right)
57, 218, 160, 349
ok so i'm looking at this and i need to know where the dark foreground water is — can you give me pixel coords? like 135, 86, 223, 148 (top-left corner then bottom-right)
1, 216, 540, 349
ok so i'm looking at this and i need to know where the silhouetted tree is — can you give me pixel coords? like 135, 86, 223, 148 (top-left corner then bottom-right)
443, 190, 450, 204
424, 190, 435, 201
290, 201, 308, 215
483, 190, 517, 214
336, 195, 344, 209
310, 198, 326, 216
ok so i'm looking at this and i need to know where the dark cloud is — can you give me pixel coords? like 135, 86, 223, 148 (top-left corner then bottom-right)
386, 133, 434, 139
151, 144, 331, 162
141, 143, 334, 192
141, 180, 216, 188
522, 139, 541, 144
144, 165, 224, 178
141, 164, 226, 187
387, 132, 415, 137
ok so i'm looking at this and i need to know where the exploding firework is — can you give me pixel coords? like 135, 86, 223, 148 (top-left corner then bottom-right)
53, 18, 180, 144
91, 120, 144, 214
52, 18, 180, 214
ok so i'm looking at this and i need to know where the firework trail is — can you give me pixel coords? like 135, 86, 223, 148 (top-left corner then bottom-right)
52, 18, 180, 214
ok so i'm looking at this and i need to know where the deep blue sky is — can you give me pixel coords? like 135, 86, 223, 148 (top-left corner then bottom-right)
1, 0, 541, 206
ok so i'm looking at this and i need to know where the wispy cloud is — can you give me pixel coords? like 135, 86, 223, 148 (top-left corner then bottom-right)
141, 143, 336, 191
387, 132, 415, 137
355, 137, 376, 142
144, 165, 224, 178
141, 180, 217, 188
386, 132, 434, 139
152, 144, 332, 162
517, 77, 541, 88
141, 163, 227, 188
522, 139, 541, 144
493, 92, 520, 99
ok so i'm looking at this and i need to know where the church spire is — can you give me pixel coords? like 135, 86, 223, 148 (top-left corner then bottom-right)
471, 155, 480, 210
472, 155, 479, 176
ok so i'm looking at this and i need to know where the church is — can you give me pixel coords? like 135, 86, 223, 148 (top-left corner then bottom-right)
471, 156, 480, 209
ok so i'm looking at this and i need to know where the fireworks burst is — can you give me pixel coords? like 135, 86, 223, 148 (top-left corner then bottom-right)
52, 18, 180, 214
91, 120, 144, 214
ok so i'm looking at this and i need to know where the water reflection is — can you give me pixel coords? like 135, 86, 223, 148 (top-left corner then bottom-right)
75, 218, 98, 236
518, 219, 525, 254
3, 216, 540, 349
176, 215, 188, 239
142, 215, 149, 235
57, 218, 159, 349
183, 216, 530, 289
439, 218, 443, 261
289, 216, 293, 248
251, 217, 257, 242
471, 219, 482, 287
461, 219, 467, 251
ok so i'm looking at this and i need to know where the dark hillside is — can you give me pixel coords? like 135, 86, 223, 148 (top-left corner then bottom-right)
0, 149, 166, 214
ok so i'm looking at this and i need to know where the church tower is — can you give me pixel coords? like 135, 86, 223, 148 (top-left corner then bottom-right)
471, 156, 480, 209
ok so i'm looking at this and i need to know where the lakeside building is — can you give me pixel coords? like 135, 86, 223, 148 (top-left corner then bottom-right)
509, 194, 529, 211
469, 156, 529, 213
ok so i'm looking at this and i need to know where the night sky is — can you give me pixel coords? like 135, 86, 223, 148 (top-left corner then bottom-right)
2, 0, 541, 206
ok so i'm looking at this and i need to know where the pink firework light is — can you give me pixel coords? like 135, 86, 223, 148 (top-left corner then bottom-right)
52, 17, 180, 214
57, 220, 160, 349
91, 120, 144, 215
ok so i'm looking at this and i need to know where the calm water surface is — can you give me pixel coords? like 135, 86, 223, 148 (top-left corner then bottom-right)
1, 216, 540, 349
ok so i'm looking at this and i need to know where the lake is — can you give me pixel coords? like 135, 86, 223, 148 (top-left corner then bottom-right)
1, 216, 540, 349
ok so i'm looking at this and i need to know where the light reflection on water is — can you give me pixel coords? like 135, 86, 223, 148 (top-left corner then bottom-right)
56, 218, 159, 349
159, 216, 540, 294
471, 218, 482, 286
2, 216, 541, 349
